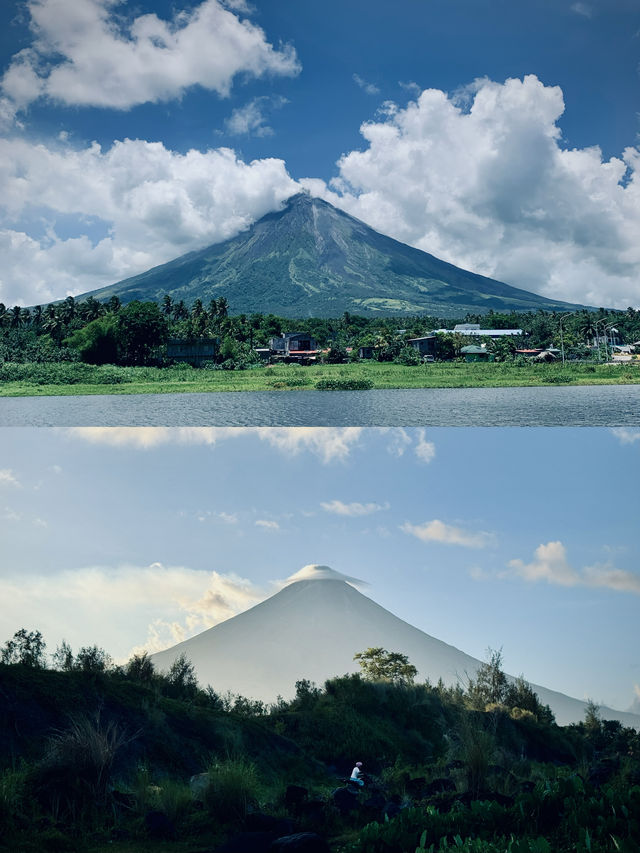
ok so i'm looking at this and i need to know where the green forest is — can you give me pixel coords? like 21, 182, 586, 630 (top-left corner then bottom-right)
1, 294, 640, 371
1, 632, 638, 853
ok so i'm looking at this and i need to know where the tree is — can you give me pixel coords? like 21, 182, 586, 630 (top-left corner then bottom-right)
1, 628, 47, 667
505, 675, 555, 724
354, 647, 417, 685
125, 651, 156, 685
116, 300, 168, 365
166, 653, 198, 699
74, 645, 113, 673
64, 316, 119, 364
467, 648, 508, 709
52, 640, 74, 671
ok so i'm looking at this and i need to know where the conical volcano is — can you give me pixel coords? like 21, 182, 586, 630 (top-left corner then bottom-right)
150, 565, 640, 728
83, 193, 586, 317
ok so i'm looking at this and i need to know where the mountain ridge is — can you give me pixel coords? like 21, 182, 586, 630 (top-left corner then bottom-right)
150, 567, 640, 728
83, 193, 588, 317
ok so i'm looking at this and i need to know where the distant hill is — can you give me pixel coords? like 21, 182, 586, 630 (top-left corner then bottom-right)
84, 193, 586, 318
151, 565, 640, 729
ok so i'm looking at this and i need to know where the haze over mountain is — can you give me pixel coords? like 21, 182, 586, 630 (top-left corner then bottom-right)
150, 565, 640, 728
85, 194, 586, 318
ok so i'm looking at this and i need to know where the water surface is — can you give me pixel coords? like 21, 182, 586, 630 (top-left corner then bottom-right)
1, 385, 639, 426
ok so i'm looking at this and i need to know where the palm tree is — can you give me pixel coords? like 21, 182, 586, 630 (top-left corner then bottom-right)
162, 294, 173, 316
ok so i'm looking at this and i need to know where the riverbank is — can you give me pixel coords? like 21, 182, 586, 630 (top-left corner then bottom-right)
1, 360, 638, 396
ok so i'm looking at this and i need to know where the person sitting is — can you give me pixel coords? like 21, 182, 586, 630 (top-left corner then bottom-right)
350, 761, 365, 787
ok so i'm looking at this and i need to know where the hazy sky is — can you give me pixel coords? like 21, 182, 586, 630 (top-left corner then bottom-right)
1, 426, 638, 712
1, 0, 639, 309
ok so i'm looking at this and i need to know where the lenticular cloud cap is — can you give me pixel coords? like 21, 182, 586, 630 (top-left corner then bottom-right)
285, 563, 366, 587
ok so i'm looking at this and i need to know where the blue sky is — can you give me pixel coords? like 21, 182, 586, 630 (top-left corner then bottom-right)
1, 426, 639, 713
0, 0, 639, 309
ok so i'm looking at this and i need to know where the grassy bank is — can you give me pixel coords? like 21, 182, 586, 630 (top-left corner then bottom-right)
1, 360, 639, 396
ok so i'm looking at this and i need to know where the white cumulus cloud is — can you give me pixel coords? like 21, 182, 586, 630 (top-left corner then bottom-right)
224, 96, 288, 137
0, 0, 299, 116
0, 469, 21, 487
0, 563, 266, 661
303, 74, 640, 308
506, 541, 640, 594
611, 428, 640, 446
401, 519, 494, 548
0, 137, 299, 305
255, 519, 280, 530
64, 426, 363, 463
320, 500, 389, 517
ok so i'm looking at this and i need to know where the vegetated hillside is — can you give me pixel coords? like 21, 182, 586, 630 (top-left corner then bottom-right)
83, 193, 587, 318
1, 658, 640, 853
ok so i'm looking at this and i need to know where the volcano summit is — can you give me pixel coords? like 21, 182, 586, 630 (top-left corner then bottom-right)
85, 194, 585, 317
150, 565, 639, 728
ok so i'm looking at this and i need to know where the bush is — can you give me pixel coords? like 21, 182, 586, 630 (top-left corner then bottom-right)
314, 378, 373, 390
202, 756, 261, 823
28, 713, 132, 823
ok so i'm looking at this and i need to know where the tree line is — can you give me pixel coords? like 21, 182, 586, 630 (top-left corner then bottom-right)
1, 293, 639, 367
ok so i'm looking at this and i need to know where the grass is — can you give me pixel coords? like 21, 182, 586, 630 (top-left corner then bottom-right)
1, 361, 639, 397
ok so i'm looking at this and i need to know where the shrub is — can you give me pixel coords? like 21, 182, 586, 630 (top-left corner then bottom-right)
28, 713, 132, 823
202, 756, 261, 823
314, 377, 373, 390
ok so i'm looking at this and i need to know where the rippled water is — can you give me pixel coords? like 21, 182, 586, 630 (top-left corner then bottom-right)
1, 384, 639, 426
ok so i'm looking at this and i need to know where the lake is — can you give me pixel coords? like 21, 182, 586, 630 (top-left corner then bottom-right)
1, 384, 639, 426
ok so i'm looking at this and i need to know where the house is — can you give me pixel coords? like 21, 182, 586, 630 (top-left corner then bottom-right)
269, 332, 320, 363
358, 345, 377, 359
166, 338, 217, 366
461, 344, 491, 362
407, 335, 437, 357
434, 324, 523, 338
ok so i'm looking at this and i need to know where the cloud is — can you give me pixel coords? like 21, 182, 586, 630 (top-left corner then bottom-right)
302, 74, 640, 308
353, 74, 380, 96
1, 0, 299, 116
0, 469, 21, 487
611, 428, 640, 446
571, 3, 593, 18
224, 96, 287, 137
256, 427, 363, 463
65, 427, 363, 462
506, 541, 640, 594
401, 519, 494, 548
415, 429, 436, 463
0, 563, 265, 660
255, 519, 279, 530
0, 137, 299, 305
320, 500, 389, 517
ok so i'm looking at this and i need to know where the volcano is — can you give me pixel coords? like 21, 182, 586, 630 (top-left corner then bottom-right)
84, 193, 585, 317
150, 565, 639, 728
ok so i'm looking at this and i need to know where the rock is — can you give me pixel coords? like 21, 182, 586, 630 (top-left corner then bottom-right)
270, 832, 331, 853
332, 786, 359, 815
284, 785, 308, 811
190, 771, 210, 800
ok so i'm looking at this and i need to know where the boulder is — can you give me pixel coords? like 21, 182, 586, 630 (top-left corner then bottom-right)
284, 785, 308, 811
332, 786, 359, 815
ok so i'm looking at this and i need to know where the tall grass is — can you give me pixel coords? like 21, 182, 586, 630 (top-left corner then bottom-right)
203, 756, 261, 823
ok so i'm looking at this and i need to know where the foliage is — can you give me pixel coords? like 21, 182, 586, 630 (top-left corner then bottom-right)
354, 647, 418, 685
315, 377, 374, 390
202, 755, 261, 823
1, 628, 47, 668
467, 649, 508, 710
